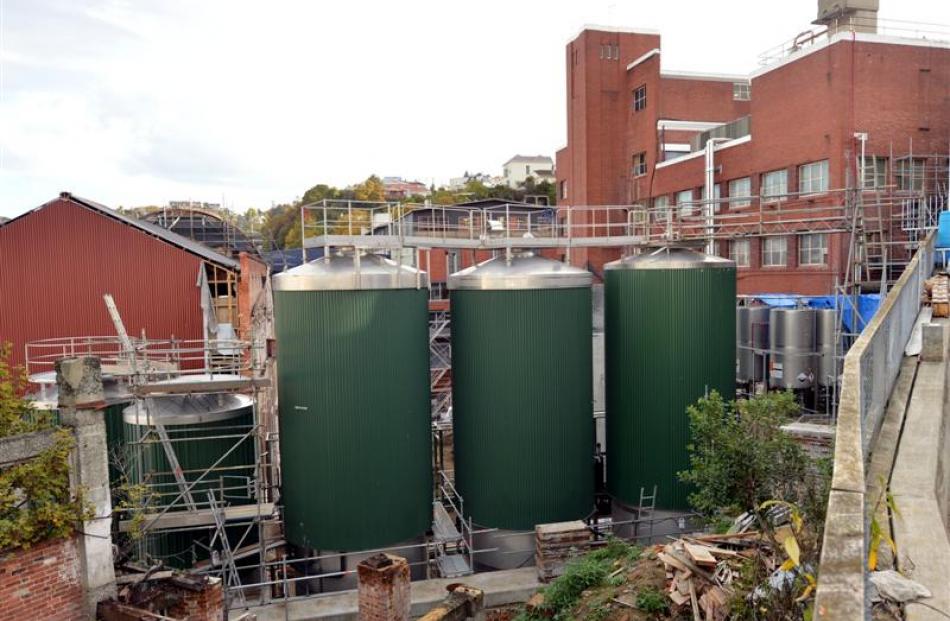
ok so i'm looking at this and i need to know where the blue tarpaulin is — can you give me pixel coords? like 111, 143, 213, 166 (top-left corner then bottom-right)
747, 293, 881, 334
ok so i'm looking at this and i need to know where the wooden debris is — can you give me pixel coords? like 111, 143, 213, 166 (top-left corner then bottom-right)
684, 542, 718, 567
925, 274, 950, 317
655, 531, 779, 621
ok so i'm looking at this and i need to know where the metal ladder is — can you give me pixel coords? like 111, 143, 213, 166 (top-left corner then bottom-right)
207, 492, 244, 605
634, 485, 658, 543
431, 473, 474, 578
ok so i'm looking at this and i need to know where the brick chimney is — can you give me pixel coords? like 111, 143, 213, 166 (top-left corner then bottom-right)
357, 553, 411, 621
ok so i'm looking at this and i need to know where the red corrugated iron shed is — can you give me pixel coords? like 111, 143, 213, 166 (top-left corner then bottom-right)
0, 193, 241, 371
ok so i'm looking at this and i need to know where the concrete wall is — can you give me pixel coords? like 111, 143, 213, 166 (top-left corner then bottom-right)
815, 233, 935, 618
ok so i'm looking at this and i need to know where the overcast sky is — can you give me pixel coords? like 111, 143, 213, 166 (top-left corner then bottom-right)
1, 0, 947, 217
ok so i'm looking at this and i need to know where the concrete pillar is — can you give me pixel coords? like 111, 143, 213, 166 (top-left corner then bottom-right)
920, 323, 947, 362
357, 553, 411, 621
55, 356, 117, 614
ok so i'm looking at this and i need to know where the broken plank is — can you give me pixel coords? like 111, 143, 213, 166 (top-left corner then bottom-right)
688, 580, 701, 621
658, 551, 691, 574
684, 542, 718, 567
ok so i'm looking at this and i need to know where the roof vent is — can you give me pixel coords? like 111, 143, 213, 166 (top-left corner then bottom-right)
814, 0, 878, 34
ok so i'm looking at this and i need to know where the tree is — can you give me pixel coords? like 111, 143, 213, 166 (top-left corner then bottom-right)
678, 391, 826, 521
301, 183, 340, 205
353, 175, 386, 202
0, 344, 91, 551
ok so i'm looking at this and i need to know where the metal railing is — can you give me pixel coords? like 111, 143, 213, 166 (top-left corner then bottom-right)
25, 335, 258, 381
758, 17, 950, 66
299, 190, 944, 254
814, 231, 935, 618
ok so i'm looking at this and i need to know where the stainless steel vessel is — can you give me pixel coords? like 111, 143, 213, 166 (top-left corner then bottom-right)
768, 308, 817, 390
737, 306, 770, 383
815, 309, 842, 387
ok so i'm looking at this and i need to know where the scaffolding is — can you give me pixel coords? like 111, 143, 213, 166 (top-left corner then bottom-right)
24, 329, 277, 613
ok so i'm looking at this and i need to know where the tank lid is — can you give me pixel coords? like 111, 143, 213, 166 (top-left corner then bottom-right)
605, 246, 735, 271
273, 251, 428, 291
122, 394, 254, 426
448, 251, 592, 290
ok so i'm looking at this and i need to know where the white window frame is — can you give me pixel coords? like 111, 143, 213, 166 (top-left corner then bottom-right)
896, 158, 925, 191
798, 160, 829, 195
761, 236, 787, 267
633, 84, 647, 111
632, 152, 647, 177
728, 177, 752, 209
861, 156, 887, 189
798, 233, 828, 266
733, 82, 750, 101
729, 239, 750, 267
654, 195, 670, 222
709, 183, 722, 212
677, 189, 694, 217
761, 169, 788, 202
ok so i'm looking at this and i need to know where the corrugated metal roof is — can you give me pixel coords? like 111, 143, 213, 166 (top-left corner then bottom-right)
1, 193, 238, 270
0, 197, 207, 371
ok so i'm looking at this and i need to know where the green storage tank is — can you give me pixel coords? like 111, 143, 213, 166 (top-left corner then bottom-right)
605, 247, 735, 513
449, 250, 595, 563
273, 252, 432, 552
121, 394, 257, 568
122, 395, 257, 506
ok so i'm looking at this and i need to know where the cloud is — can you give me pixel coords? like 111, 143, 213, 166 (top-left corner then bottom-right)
121, 130, 250, 185
2, 0, 948, 217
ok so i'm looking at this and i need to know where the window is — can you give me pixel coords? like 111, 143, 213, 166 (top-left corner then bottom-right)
632, 152, 647, 177
559, 180, 568, 200
896, 158, 925, 191
654, 195, 670, 221
728, 177, 752, 208
677, 189, 694, 217
709, 183, 722, 212
733, 82, 750, 101
729, 239, 750, 267
761, 169, 788, 201
799, 233, 828, 266
861, 156, 887, 189
600, 44, 619, 60
762, 237, 787, 267
525, 165, 531, 175
798, 160, 829, 194
633, 85, 647, 111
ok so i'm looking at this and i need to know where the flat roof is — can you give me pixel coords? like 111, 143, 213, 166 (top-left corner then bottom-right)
570, 24, 660, 42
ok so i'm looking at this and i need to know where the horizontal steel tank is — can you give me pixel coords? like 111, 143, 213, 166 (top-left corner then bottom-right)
768, 308, 817, 390
815, 309, 842, 387
736, 306, 771, 383
273, 252, 432, 553
605, 247, 736, 513
449, 251, 594, 567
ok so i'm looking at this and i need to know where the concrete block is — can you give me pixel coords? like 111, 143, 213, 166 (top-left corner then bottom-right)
55, 356, 104, 408
919, 323, 946, 362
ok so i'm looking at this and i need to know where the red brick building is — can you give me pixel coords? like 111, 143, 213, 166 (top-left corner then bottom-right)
556, 20, 950, 294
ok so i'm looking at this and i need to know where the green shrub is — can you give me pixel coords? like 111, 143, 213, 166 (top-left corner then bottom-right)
635, 586, 668, 613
